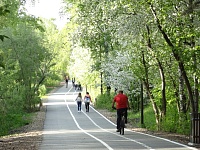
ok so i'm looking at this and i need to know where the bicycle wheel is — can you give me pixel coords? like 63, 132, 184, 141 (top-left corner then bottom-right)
120, 116, 125, 135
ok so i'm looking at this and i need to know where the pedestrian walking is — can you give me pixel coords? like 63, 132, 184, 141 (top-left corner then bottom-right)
77, 82, 82, 90
65, 76, 69, 88
75, 93, 83, 112
72, 77, 75, 87
74, 82, 78, 90
84, 92, 92, 112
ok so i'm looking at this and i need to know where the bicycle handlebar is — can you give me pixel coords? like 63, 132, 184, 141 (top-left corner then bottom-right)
112, 106, 116, 110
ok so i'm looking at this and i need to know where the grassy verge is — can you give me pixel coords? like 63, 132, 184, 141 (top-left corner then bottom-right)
0, 113, 33, 136
0, 82, 61, 136
94, 93, 190, 135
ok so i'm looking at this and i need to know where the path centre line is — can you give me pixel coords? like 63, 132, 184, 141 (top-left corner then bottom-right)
62, 85, 196, 150
62, 86, 153, 150
91, 107, 197, 150
63, 85, 113, 149
55, 84, 197, 150
65, 101, 114, 150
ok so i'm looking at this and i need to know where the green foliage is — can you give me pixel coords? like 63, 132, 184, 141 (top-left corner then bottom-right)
95, 92, 190, 134
0, 4, 10, 16
128, 104, 157, 131
1, 0, 199, 139
0, 81, 62, 136
139, 105, 157, 130
44, 72, 63, 86
44, 78, 61, 87
128, 95, 140, 112
160, 105, 190, 134
0, 113, 32, 136
0, 0, 71, 136
0, 49, 5, 68
130, 103, 190, 134
38, 85, 46, 97
95, 93, 115, 111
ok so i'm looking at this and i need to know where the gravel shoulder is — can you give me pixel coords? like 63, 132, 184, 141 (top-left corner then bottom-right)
0, 101, 199, 150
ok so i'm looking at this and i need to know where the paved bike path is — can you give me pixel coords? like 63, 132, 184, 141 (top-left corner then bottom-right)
39, 82, 197, 150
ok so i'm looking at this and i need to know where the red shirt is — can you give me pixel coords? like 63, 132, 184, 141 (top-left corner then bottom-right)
114, 93, 128, 109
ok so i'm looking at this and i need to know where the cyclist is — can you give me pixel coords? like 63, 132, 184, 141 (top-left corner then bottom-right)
112, 90, 130, 132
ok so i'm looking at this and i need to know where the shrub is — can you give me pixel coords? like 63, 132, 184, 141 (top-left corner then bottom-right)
38, 85, 46, 97
95, 93, 115, 111
0, 113, 32, 136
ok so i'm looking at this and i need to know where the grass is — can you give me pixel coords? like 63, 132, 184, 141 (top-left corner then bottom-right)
94, 93, 157, 130
0, 113, 33, 136
0, 81, 62, 136
94, 93, 191, 135
95, 93, 115, 111
128, 105, 157, 130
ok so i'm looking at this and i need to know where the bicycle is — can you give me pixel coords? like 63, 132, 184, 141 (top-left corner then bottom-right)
112, 106, 126, 135
119, 110, 126, 135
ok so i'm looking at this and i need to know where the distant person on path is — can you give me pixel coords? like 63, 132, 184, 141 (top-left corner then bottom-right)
65, 76, 69, 88
75, 93, 83, 112
77, 82, 82, 90
74, 82, 78, 90
84, 92, 92, 112
112, 90, 130, 132
72, 77, 75, 87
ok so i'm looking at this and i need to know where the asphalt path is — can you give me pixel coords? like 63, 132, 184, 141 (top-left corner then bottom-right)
39, 81, 197, 150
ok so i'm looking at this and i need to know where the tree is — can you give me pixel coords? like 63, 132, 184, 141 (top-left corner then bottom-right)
64, 0, 200, 132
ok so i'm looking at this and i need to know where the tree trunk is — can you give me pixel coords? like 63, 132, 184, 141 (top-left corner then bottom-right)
146, 25, 166, 118
141, 50, 160, 126
191, 35, 199, 113
188, 0, 199, 113
178, 67, 187, 114
100, 71, 103, 94
149, 3, 196, 113
158, 60, 166, 117
178, 62, 195, 112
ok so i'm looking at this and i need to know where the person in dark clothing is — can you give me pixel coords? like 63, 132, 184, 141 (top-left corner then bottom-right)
84, 92, 92, 112
72, 77, 75, 87
65, 77, 68, 88
77, 82, 82, 90
112, 90, 130, 132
